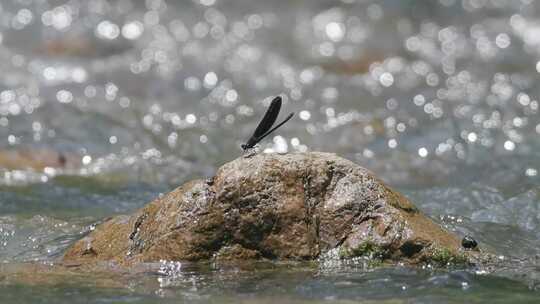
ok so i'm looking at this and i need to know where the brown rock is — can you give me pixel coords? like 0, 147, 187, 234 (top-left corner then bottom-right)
63, 152, 479, 267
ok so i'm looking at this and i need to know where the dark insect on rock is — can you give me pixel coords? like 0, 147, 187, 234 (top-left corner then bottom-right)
241, 96, 294, 151
461, 235, 478, 249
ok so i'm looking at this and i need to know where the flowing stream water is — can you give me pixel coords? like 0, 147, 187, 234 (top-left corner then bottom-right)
0, 0, 539, 303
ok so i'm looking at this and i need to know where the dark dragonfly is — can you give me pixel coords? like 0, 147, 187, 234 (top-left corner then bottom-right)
241, 96, 294, 151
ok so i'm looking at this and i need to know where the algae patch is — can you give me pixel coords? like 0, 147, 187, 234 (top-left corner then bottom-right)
429, 247, 469, 267
340, 241, 387, 259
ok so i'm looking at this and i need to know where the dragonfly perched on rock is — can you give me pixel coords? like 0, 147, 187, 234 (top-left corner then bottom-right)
241, 96, 294, 154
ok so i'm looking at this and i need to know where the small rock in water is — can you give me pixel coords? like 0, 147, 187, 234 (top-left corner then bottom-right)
461, 236, 478, 249
63, 152, 484, 268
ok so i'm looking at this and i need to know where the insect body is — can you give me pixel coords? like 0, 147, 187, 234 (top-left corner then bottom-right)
241, 96, 294, 151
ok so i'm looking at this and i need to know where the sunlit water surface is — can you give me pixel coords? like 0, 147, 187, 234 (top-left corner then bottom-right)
0, 0, 539, 303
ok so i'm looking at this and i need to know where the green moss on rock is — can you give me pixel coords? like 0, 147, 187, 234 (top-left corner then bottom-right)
429, 247, 469, 267
340, 241, 387, 259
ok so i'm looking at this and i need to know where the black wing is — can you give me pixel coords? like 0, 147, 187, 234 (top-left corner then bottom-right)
251, 96, 282, 139
256, 112, 294, 142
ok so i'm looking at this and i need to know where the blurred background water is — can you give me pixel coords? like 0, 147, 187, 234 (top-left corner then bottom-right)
0, 0, 539, 303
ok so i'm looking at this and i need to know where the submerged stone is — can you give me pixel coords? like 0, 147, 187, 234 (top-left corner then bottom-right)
63, 152, 482, 267
462, 235, 478, 250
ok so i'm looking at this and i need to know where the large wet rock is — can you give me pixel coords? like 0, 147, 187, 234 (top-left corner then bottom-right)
63, 152, 479, 266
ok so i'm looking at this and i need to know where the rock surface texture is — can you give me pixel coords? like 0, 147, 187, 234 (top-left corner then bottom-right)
63, 152, 477, 266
